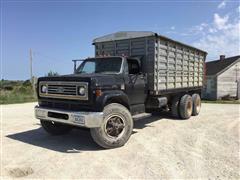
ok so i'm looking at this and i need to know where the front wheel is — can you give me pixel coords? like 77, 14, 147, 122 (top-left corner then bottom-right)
90, 103, 133, 149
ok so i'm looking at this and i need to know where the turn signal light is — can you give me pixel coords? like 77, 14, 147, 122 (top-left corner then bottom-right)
96, 89, 102, 97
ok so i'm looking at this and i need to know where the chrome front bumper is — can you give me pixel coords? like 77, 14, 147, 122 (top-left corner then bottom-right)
34, 106, 103, 128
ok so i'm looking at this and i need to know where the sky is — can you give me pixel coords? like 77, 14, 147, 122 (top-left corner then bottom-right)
1, 0, 240, 80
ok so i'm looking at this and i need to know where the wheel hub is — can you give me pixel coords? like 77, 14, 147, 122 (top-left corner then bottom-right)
105, 115, 125, 138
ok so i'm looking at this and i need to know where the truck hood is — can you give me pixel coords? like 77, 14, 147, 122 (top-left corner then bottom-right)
38, 73, 124, 89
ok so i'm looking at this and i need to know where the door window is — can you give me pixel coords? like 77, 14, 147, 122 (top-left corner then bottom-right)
127, 59, 140, 74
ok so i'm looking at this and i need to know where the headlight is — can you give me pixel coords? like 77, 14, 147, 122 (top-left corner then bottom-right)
78, 87, 85, 95
41, 85, 47, 93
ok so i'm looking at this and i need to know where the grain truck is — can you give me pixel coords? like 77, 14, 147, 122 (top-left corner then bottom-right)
35, 31, 207, 148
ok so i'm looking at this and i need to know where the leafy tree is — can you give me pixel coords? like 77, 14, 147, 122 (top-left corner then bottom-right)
46, 71, 59, 77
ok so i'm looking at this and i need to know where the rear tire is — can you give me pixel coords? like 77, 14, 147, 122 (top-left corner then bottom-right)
90, 103, 133, 149
192, 93, 201, 116
171, 96, 180, 118
179, 94, 193, 119
40, 120, 72, 135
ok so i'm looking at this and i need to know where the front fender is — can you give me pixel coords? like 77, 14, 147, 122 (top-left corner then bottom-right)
95, 90, 130, 111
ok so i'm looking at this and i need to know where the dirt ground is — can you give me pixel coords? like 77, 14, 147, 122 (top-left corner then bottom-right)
1, 102, 239, 179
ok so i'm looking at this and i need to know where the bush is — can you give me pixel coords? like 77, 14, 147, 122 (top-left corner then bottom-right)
18, 86, 28, 94
0, 79, 37, 104
13, 85, 33, 94
3, 85, 13, 91
23, 80, 31, 86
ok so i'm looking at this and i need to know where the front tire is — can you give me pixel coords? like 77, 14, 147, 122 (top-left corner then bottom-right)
40, 120, 73, 135
90, 103, 133, 149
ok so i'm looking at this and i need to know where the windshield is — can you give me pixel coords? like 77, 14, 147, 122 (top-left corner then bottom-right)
76, 57, 122, 74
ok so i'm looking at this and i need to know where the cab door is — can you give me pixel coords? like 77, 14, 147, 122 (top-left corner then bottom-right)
124, 58, 146, 105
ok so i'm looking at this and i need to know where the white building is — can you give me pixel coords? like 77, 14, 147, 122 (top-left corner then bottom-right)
203, 55, 240, 100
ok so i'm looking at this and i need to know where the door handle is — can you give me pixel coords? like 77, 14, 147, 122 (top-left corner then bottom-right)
140, 75, 146, 80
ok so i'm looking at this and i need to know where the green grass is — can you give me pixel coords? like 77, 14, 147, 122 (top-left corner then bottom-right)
0, 80, 37, 104
202, 100, 240, 104
0, 91, 37, 104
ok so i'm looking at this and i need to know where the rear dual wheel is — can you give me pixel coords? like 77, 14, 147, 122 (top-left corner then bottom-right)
171, 96, 180, 118
192, 93, 201, 116
171, 93, 201, 119
179, 94, 193, 119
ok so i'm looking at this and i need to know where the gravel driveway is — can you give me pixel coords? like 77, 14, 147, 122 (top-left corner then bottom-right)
1, 102, 239, 179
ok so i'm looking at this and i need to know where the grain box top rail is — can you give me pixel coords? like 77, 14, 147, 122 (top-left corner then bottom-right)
92, 31, 207, 55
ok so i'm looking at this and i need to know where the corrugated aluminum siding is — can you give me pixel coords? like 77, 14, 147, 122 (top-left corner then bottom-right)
94, 36, 206, 94
154, 37, 205, 93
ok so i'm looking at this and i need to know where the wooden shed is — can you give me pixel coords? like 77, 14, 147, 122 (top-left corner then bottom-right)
203, 55, 240, 100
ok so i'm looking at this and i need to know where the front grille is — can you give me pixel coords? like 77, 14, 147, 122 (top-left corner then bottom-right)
47, 84, 77, 95
39, 81, 88, 100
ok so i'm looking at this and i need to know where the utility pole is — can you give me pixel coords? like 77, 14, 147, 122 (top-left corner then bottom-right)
30, 48, 33, 83
29, 48, 35, 95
